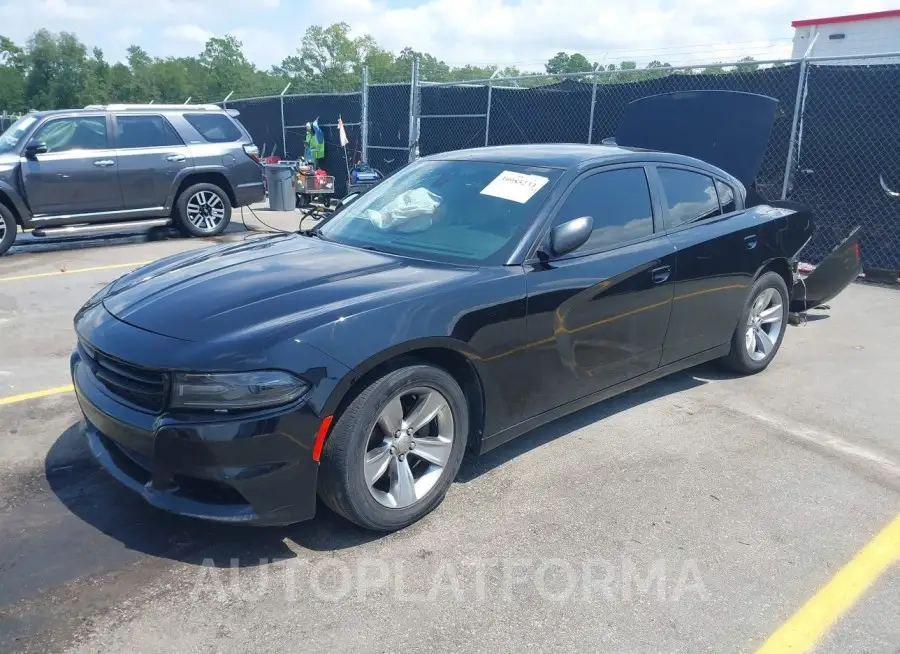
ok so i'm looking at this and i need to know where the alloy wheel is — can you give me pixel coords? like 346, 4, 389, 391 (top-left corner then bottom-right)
0, 214, 6, 242
364, 386, 455, 509
185, 191, 226, 232
745, 287, 784, 362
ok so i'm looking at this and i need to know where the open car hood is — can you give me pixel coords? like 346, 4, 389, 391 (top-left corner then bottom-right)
791, 226, 863, 312
614, 90, 779, 187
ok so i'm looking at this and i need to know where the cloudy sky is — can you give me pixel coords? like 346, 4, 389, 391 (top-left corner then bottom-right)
0, 0, 895, 71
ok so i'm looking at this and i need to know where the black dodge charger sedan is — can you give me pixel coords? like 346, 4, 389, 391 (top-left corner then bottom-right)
71, 91, 857, 531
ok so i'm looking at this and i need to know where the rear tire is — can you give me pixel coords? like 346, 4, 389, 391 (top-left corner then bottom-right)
0, 204, 17, 256
318, 364, 469, 532
175, 183, 231, 237
721, 271, 789, 374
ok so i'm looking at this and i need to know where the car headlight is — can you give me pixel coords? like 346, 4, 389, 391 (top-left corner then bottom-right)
170, 371, 309, 410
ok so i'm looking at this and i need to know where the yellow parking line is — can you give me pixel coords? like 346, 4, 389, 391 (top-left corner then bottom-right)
0, 384, 75, 406
755, 514, 900, 654
0, 261, 150, 283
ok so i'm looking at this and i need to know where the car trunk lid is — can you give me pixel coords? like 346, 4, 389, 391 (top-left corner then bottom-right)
614, 90, 779, 187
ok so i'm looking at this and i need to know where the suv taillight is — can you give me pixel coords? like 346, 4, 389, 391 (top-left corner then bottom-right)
243, 144, 260, 163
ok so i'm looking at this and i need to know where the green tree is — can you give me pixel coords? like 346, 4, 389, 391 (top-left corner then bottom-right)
545, 51, 594, 75
702, 63, 727, 75
736, 56, 759, 73
24, 30, 96, 109
0, 35, 27, 112
126, 45, 158, 101
275, 22, 377, 92
199, 36, 259, 99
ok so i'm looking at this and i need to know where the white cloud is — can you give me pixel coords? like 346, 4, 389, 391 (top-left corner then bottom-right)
162, 24, 214, 46
0, 0, 894, 72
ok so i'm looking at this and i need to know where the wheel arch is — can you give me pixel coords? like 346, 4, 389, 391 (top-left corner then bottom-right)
172, 170, 237, 208
0, 185, 28, 227
755, 257, 793, 299
321, 338, 487, 455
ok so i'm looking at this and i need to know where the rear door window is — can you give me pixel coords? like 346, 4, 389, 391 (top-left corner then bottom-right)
183, 113, 243, 143
658, 167, 722, 229
116, 115, 184, 148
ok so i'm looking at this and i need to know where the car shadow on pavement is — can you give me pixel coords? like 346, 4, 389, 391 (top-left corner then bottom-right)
457, 366, 718, 483
44, 423, 384, 569
43, 363, 735, 567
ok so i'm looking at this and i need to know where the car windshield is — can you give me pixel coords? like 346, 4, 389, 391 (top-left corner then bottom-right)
0, 115, 38, 154
318, 159, 562, 265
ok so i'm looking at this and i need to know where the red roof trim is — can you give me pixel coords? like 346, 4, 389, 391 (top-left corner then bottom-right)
792, 9, 900, 27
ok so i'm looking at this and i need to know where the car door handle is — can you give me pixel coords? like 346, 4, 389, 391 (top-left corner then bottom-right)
93, 159, 115, 167
651, 265, 671, 284
166, 154, 186, 162
744, 234, 758, 250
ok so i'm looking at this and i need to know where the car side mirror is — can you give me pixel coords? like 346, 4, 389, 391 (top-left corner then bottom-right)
549, 216, 594, 257
24, 141, 48, 158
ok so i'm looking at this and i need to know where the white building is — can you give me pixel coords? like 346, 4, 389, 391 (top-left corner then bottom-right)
791, 9, 900, 63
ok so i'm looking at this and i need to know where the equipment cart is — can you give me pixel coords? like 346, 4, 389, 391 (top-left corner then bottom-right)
295, 164, 336, 209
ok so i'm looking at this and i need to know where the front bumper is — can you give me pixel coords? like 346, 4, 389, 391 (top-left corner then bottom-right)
72, 349, 322, 527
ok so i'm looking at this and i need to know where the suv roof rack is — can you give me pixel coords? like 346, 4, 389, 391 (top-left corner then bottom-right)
83, 103, 223, 111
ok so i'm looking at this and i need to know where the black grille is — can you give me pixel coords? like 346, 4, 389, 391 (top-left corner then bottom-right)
78, 340, 167, 412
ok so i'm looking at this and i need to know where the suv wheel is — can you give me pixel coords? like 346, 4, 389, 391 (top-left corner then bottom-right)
0, 204, 17, 256
175, 183, 231, 237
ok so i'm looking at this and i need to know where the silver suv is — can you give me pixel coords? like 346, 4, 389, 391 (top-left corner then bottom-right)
0, 104, 265, 255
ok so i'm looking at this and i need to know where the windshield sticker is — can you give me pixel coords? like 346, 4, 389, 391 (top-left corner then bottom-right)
480, 171, 549, 204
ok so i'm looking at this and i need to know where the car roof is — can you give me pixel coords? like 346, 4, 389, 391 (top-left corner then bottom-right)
29, 104, 225, 117
425, 143, 645, 169
423, 143, 736, 182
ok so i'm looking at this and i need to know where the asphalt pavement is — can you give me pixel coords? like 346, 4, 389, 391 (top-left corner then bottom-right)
1, 211, 898, 653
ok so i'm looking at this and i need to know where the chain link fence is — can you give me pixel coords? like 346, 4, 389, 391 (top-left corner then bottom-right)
410, 55, 900, 274
787, 57, 900, 271
3, 54, 898, 272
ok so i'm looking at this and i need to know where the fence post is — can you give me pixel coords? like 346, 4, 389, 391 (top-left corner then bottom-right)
485, 67, 501, 147
361, 67, 369, 164
408, 58, 420, 163
587, 63, 601, 144
279, 82, 291, 158
781, 33, 819, 199
222, 90, 234, 109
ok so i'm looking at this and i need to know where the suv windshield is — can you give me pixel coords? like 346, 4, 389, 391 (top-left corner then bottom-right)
0, 115, 38, 154
318, 159, 561, 265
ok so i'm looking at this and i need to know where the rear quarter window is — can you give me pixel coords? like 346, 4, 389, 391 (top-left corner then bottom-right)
183, 113, 243, 143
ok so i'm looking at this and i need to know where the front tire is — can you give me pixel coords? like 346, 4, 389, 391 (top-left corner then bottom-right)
721, 271, 789, 374
0, 204, 17, 256
175, 183, 231, 237
318, 364, 469, 532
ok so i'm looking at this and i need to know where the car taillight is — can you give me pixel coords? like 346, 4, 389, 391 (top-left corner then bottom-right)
854, 242, 861, 260
243, 144, 260, 163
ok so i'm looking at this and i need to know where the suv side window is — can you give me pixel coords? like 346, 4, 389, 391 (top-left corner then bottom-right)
658, 167, 722, 230
34, 116, 108, 153
183, 113, 242, 143
116, 115, 184, 148
551, 167, 654, 256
